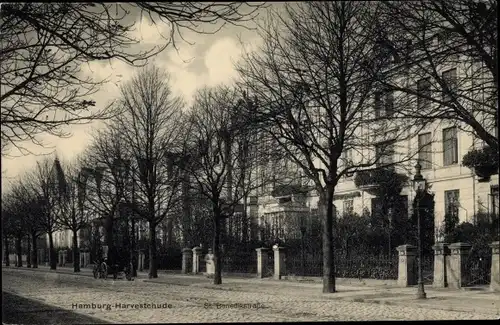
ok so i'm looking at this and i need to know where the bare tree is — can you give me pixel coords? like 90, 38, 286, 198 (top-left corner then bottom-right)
16, 177, 45, 268
78, 127, 130, 266
54, 161, 94, 272
2, 188, 29, 267
1, 197, 13, 266
237, 2, 421, 293
183, 85, 269, 284
368, 0, 497, 154
0, 2, 267, 156
112, 65, 185, 279
22, 157, 63, 269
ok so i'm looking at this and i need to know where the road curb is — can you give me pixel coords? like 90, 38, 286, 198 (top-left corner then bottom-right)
4, 266, 95, 278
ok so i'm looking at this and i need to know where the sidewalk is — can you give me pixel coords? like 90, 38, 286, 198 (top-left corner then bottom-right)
6, 265, 152, 278
5, 265, 500, 316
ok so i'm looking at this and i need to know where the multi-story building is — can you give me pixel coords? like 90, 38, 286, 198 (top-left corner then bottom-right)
249, 32, 498, 241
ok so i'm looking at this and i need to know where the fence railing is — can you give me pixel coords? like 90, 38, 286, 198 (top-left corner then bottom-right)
222, 252, 257, 274
420, 254, 434, 285
286, 252, 399, 279
464, 252, 492, 286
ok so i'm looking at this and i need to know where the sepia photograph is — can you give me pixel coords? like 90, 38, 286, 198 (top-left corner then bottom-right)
1, 1, 498, 323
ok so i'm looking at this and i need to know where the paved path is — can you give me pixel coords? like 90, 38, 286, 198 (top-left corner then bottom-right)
2, 267, 498, 323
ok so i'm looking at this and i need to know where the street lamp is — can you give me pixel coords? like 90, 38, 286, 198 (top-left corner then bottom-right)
412, 162, 427, 300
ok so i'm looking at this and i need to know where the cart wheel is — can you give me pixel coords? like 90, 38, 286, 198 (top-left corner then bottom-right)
101, 262, 108, 279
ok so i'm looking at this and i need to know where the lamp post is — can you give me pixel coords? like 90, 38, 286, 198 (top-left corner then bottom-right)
412, 162, 427, 300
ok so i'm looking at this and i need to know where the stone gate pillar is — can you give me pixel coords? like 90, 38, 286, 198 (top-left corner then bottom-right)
396, 245, 417, 287
256, 247, 270, 279
192, 247, 203, 274
448, 242, 471, 289
273, 245, 286, 280
182, 248, 193, 274
490, 241, 499, 291
432, 243, 450, 288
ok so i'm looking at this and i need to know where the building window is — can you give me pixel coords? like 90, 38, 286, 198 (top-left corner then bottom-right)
442, 68, 457, 102
417, 78, 431, 110
491, 185, 499, 218
342, 148, 354, 178
374, 89, 394, 118
442, 127, 458, 165
375, 141, 394, 167
343, 200, 354, 215
418, 133, 433, 169
444, 190, 460, 220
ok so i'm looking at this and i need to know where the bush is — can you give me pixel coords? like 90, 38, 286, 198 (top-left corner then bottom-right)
462, 145, 499, 171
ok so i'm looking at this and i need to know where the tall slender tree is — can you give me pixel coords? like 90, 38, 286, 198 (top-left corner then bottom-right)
79, 127, 130, 267
113, 65, 185, 278
183, 86, 270, 284
22, 157, 62, 269
55, 161, 94, 272
237, 2, 421, 293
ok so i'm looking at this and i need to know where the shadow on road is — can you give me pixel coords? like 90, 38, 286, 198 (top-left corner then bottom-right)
2, 291, 110, 325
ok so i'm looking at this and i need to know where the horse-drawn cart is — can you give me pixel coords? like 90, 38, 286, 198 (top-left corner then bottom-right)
93, 245, 134, 281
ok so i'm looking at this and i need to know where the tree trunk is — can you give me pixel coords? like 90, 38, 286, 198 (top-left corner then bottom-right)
131, 219, 137, 277
242, 195, 249, 243
26, 236, 32, 268
72, 229, 80, 272
105, 214, 114, 251
322, 184, 336, 293
148, 222, 158, 278
182, 173, 191, 248
48, 232, 57, 270
15, 236, 22, 267
213, 210, 222, 285
166, 218, 173, 249
31, 233, 38, 268
4, 237, 10, 266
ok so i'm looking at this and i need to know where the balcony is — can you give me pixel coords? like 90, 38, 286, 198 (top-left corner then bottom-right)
354, 168, 408, 196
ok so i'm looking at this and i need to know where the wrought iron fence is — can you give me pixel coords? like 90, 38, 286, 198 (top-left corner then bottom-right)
157, 246, 183, 270
463, 251, 492, 286
286, 252, 322, 276
421, 254, 434, 285
285, 252, 399, 279
336, 255, 398, 279
222, 252, 257, 274
156, 252, 182, 270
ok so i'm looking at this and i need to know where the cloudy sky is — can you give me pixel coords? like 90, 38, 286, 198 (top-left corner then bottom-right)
1, 5, 268, 190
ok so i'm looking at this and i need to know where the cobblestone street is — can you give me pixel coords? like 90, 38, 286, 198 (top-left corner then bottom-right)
2, 268, 498, 323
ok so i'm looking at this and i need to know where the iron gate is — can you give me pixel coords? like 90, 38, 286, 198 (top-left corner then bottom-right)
463, 250, 492, 287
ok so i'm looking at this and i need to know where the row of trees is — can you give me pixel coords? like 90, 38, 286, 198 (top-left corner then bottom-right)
2, 66, 279, 284
2, 1, 497, 294
2, 158, 85, 270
